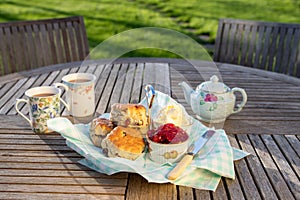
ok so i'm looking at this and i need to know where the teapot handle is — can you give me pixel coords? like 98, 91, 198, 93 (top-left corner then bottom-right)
232, 87, 247, 114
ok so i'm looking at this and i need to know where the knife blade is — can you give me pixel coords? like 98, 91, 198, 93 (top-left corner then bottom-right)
167, 130, 215, 180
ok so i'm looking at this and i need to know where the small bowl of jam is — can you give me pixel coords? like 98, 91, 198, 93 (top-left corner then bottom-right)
146, 123, 189, 164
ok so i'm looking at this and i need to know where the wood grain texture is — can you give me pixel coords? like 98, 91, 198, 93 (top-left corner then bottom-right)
248, 134, 295, 200
236, 134, 276, 200
0, 193, 124, 200
261, 135, 300, 199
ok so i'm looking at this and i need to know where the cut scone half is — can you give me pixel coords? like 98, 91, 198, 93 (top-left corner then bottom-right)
101, 126, 145, 160
90, 118, 114, 148
110, 103, 148, 127
110, 103, 149, 136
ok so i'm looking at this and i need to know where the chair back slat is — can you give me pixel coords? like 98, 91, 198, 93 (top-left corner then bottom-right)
260, 26, 272, 68
4, 27, 17, 73
282, 28, 294, 74
40, 24, 51, 66
32, 24, 44, 67
240, 24, 251, 66
74, 21, 86, 61
0, 16, 89, 76
226, 23, 237, 63
60, 21, 71, 63
220, 23, 230, 63
214, 18, 300, 77
274, 27, 286, 73
67, 21, 77, 61
253, 26, 265, 69
11, 26, 22, 71
18, 26, 29, 70
267, 26, 279, 71
291, 29, 300, 76
0, 28, 9, 74
233, 24, 243, 64
213, 20, 223, 62
46, 23, 57, 65
246, 25, 257, 67
53, 22, 64, 64
25, 24, 38, 69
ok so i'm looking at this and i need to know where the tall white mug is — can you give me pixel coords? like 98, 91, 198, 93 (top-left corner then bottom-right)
54, 73, 96, 118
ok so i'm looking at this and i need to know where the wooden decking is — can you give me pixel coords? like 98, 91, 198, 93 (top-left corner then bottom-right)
0, 58, 299, 199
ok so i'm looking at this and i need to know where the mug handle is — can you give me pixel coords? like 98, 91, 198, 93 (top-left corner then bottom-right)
232, 87, 247, 114
60, 98, 70, 111
15, 99, 32, 127
54, 83, 70, 111
54, 82, 69, 92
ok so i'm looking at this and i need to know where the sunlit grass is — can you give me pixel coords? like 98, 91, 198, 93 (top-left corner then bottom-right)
0, 0, 298, 58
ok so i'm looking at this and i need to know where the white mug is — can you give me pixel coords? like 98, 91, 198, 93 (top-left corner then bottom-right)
54, 73, 96, 117
15, 86, 69, 134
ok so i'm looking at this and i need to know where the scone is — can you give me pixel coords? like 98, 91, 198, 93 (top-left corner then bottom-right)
110, 103, 149, 136
110, 103, 148, 127
90, 118, 114, 148
101, 126, 145, 160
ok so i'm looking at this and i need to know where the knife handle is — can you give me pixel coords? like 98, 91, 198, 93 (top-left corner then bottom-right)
167, 154, 193, 180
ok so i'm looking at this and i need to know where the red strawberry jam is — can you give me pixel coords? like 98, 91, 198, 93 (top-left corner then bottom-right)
147, 123, 189, 144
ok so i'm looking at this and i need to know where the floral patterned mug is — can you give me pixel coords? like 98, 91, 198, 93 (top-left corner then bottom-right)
54, 73, 96, 118
15, 86, 69, 134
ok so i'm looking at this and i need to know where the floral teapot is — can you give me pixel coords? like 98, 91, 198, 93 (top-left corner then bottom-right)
179, 75, 247, 123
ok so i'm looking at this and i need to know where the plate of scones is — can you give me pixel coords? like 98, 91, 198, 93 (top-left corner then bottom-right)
89, 102, 194, 163
90, 103, 148, 161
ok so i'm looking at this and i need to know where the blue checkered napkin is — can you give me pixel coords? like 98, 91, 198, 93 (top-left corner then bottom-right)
47, 91, 250, 191
47, 117, 248, 191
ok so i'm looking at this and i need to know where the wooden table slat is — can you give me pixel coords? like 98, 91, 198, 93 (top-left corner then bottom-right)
178, 186, 194, 200
261, 135, 300, 199
0, 176, 127, 186
119, 63, 136, 104
130, 63, 144, 103
236, 134, 277, 200
226, 135, 247, 200
0, 150, 82, 158
95, 64, 121, 114
212, 179, 229, 200
0, 169, 127, 178
0, 144, 73, 151
108, 63, 130, 108
0, 162, 103, 171
0, 155, 81, 163
0, 78, 28, 111
285, 135, 300, 156
248, 134, 295, 200
0, 184, 126, 195
272, 135, 300, 177
0, 193, 124, 200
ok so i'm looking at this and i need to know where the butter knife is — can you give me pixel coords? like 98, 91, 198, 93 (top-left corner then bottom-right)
167, 130, 215, 180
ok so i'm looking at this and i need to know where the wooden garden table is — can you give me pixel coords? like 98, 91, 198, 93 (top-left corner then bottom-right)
0, 58, 299, 200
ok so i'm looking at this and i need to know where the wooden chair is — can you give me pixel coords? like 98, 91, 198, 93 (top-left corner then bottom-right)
214, 18, 300, 77
0, 16, 89, 76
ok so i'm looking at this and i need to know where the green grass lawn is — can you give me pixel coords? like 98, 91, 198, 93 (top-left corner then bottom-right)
0, 0, 299, 58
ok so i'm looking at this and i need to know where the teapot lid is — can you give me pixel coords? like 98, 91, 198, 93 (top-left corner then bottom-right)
197, 75, 230, 93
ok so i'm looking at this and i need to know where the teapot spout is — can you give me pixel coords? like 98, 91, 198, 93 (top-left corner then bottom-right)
179, 82, 194, 106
